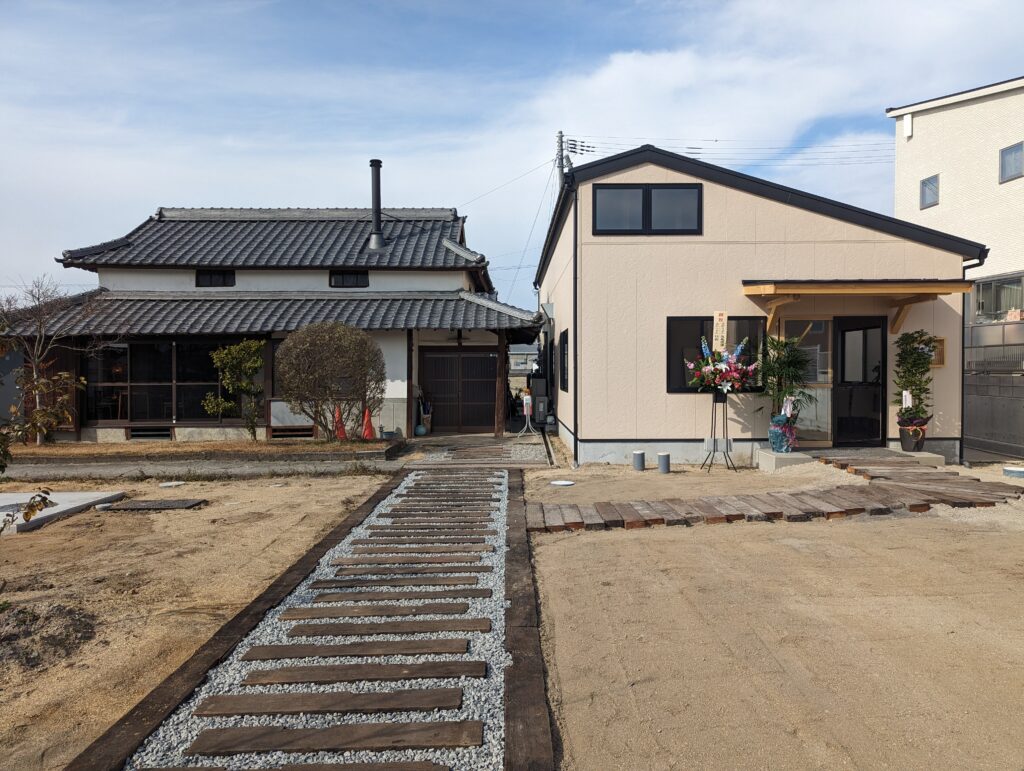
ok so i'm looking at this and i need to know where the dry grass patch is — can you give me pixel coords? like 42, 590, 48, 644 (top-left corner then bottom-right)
9, 439, 388, 460
0, 473, 387, 770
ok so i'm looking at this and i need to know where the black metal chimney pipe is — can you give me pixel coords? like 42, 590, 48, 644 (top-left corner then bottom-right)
368, 159, 385, 250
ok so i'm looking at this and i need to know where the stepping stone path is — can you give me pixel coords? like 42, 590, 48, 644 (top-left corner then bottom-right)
527, 456, 1024, 533
129, 469, 510, 770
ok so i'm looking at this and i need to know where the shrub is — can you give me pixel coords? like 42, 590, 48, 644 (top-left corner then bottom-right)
892, 329, 937, 424
202, 339, 266, 441
274, 322, 386, 440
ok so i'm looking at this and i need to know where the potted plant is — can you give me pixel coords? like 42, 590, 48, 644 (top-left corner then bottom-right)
759, 336, 815, 453
893, 330, 938, 452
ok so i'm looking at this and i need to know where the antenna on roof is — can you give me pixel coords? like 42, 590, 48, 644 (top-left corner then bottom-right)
368, 159, 386, 251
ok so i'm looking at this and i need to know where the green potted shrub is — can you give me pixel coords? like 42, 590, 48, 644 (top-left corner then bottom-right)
892, 330, 938, 452
760, 336, 815, 453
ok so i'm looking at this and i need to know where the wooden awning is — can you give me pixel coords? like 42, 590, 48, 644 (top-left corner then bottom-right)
742, 279, 973, 332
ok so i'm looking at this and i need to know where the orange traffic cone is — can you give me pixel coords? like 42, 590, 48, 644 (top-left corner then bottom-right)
361, 407, 376, 440
334, 407, 348, 440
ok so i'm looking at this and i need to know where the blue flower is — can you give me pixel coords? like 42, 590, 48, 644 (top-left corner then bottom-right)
701, 337, 711, 358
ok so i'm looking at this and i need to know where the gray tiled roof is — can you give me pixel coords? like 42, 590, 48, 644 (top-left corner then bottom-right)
58, 208, 480, 271
25, 290, 541, 342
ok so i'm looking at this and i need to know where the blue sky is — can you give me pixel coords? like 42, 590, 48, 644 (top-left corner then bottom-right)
1, 0, 1021, 308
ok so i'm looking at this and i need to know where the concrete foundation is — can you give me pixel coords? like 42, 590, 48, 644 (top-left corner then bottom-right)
79, 427, 128, 443
886, 438, 959, 464
757, 449, 815, 472
566, 437, 767, 467
174, 427, 258, 442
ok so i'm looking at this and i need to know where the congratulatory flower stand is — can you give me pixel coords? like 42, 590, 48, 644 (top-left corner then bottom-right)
685, 336, 759, 472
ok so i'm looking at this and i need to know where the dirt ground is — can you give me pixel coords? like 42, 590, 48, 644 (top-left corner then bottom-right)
532, 466, 1024, 770
525, 459, 868, 505
9, 438, 386, 460
0, 473, 387, 770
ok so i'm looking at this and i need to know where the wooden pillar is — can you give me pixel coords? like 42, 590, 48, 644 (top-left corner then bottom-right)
495, 330, 508, 438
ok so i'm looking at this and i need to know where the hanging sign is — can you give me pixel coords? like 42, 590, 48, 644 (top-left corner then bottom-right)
902, 390, 913, 409
712, 311, 728, 352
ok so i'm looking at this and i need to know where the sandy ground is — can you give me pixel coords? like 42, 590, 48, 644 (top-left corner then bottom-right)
9, 439, 386, 460
525, 460, 867, 505
533, 475, 1024, 770
0, 473, 387, 770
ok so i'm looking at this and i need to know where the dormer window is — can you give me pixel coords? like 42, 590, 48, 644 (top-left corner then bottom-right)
330, 270, 370, 288
196, 269, 235, 287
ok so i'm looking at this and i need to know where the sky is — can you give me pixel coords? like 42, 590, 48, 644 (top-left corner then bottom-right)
1, 0, 1021, 309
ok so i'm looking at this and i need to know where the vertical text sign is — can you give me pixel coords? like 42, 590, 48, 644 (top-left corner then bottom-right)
712, 311, 728, 352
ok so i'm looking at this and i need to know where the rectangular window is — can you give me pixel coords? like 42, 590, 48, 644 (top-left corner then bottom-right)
593, 186, 644, 232
919, 174, 939, 209
666, 316, 765, 392
593, 184, 702, 235
975, 275, 1024, 321
329, 270, 370, 288
783, 319, 833, 443
650, 186, 702, 233
196, 269, 236, 287
558, 329, 569, 392
1000, 142, 1023, 184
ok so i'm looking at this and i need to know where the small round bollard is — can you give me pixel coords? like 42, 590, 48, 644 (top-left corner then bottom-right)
658, 452, 671, 474
632, 450, 645, 471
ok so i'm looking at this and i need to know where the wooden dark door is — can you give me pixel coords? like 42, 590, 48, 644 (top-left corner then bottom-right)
420, 348, 498, 433
833, 317, 886, 446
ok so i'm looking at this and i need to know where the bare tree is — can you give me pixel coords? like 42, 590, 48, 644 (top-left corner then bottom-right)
275, 322, 386, 441
0, 276, 95, 445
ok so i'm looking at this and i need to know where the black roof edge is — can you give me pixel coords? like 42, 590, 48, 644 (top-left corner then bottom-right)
60, 237, 132, 261
885, 75, 1024, 113
532, 179, 574, 288
533, 145, 987, 287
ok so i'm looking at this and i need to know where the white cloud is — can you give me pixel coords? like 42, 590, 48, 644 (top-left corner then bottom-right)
1, 0, 1021, 307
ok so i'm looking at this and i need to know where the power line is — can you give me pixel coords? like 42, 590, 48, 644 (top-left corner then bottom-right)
457, 158, 554, 209
506, 162, 556, 300
568, 133, 893, 149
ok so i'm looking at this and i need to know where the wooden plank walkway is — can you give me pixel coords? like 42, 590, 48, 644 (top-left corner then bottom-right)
527, 456, 1023, 534
76, 467, 554, 771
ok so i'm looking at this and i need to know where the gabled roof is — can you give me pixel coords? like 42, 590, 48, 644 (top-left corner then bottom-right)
59, 207, 494, 290
10, 289, 542, 344
534, 145, 988, 287
886, 75, 1024, 116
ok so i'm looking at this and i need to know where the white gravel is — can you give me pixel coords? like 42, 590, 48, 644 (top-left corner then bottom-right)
127, 470, 511, 770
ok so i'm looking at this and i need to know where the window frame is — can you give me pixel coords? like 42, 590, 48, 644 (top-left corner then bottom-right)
329, 269, 370, 288
999, 141, 1023, 184
919, 174, 940, 209
558, 329, 569, 392
666, 315, 767, 394
195, 269, 236, 288
592, 183, 703, 236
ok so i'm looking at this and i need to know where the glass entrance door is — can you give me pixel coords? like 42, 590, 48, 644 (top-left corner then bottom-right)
833, 317, 886, 446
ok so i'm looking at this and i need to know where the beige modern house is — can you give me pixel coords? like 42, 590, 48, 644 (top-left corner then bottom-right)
887, 76, 1024, 456
534, 145, 985, 464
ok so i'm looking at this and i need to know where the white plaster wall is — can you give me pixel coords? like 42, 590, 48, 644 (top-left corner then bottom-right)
372, 330, 409, 399
892, 87, 1024, 277
98, 268, 471, 292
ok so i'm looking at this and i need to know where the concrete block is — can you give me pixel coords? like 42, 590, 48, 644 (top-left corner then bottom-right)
2, 491, 126, 534
891, 450, 946, 466
1004, 466, 1024, 479
757, 449, 814, 473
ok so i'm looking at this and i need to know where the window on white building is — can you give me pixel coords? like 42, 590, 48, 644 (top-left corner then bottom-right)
919, 175, 940, 209
1000, 142, 1023, 184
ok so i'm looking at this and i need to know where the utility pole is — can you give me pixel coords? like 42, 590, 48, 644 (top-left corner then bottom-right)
556, 130, 564, 175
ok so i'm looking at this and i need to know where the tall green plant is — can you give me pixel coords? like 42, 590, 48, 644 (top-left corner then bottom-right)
202, 339, 266, 441
892, 330, 937, 423
760, 336, 815, 416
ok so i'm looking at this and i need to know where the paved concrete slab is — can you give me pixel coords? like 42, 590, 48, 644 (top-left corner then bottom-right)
1, 491, 126, 534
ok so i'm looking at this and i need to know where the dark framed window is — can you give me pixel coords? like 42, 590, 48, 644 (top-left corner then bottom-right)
919, 174, 939, 209
329, 270, 370, 288
593, 183, 702, 235
666, 316, 766, 393
558, 329, 569, 392
196, 269, 236, 287
82, 338, 261, 425
1000, 142, 1023, 184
